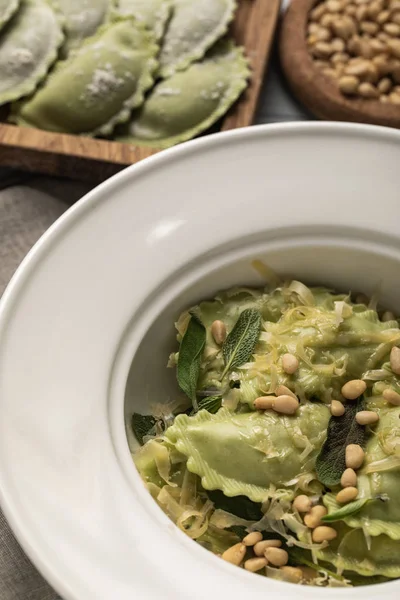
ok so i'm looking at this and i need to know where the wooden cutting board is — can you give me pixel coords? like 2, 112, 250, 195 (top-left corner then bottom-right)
280, 0, 400, 128
0, 0, 281, 183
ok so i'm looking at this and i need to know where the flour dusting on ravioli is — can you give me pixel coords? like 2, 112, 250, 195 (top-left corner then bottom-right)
158, 0, 237, 78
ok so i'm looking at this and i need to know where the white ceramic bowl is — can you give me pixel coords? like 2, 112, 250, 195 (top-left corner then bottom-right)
1, 123, 400, 600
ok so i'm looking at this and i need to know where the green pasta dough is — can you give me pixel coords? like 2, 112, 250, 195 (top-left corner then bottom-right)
114, 0, 171, 40
158, 0, 237, 77
116, 41, 249, 148
0, 0, 64, 105
13, 18, 159, 135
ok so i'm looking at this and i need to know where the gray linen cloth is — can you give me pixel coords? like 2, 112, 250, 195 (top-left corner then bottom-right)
0, 57, 308, 599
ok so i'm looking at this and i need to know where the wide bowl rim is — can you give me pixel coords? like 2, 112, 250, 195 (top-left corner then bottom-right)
1, 122, 400, 600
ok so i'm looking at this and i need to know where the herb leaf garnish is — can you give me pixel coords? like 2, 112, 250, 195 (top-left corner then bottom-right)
221, 308, 262, 379
316, 396, 366, 487
207, 489, 263, 521
132, 414, 157, 446
322, 498, 372, 522
177, 313, 206, 410
191, 395, 222, 415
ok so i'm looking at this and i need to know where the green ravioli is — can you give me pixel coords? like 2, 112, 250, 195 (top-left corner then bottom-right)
13, 17, 159, 136
158, 0, 237, 77
114, 0, 171, 40
165, 404, 330, 503
0, 0, 64, 105
115, 41, 249, 148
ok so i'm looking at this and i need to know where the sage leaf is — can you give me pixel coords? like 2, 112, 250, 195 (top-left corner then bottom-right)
322, 498, 372, 523
207, 489, 263, 521
177, 313, 206, 410
221, 308, 262, 379
316, 396, 366, 487
132, 413, 157, 446
191, 395, 222, 416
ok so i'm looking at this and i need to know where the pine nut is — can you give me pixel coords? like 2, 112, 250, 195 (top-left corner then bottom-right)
243, 531, 263, 546
383, 387, 400, 405
222, 542, 246, 565
370, 39, 387, 56
331, 37, 346, 52
378, 78, 392, 93
380, 94, 390, 102
254, 539, 282, 556
312, 526, 338, 543
341, 468, 357, 488
332, 16, 356, 38
276, 385, 297, 399
345, 60, 371, 77
244, 557, 267, 572
315, 26, 332, 41
313, 42, 335, 58
211, 320, 226, 345
280, 566, 303, 583
356, 410, 379, 425
304, 505, 327, 528
390, 346, 400, 374
345, 444, 365, 469
356, 5, 368, 20
326, 0, 342, 12
272, 395, 300, 415
265, 547, 289, 567
389, 91, 400, 102
331, 399, 345, 416
392, 12, 400, 25
311, 3, 327, 20
336, 486, 358, 504
358, 82, 380, 97
331, 51, 350, 64
282, 353, 299, 374
377, 9, 390, 23
293, 494, 312, 513
367, 1, 382, 18
382, 309, 395, 321
360, 20, 379, 34
341, 379, 367, 400
322, 13, 337, 27
384, 22, 400, 35
387, 39, 400, 59
254, 396, 276, 410
373, 54, 392, 76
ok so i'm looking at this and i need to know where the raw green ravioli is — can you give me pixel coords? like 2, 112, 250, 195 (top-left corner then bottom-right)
0, 0, 20, 31
158, 0, 237, 77
115, 0, 171, 40
13, 18, 159, 135
0, 0, 64, 105
115, 41, 249, 148
58, 0, 114, 56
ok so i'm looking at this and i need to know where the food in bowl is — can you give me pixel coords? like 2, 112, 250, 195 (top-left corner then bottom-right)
132, 277, 400, 587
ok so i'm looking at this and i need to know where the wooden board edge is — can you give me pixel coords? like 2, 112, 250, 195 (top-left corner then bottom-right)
0, 0, 278, 182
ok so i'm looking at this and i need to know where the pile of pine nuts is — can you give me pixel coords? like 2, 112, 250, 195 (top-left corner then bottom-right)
307, 0, 400, 103
222, 532, 309, 581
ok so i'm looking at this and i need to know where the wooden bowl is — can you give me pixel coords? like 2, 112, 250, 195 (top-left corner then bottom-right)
280, 0, 400, 128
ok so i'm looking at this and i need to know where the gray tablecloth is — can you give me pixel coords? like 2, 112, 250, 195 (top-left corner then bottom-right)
0, 54, 308, 600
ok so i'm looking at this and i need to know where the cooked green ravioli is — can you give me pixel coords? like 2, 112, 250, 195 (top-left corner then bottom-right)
131, 279, 400, 587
